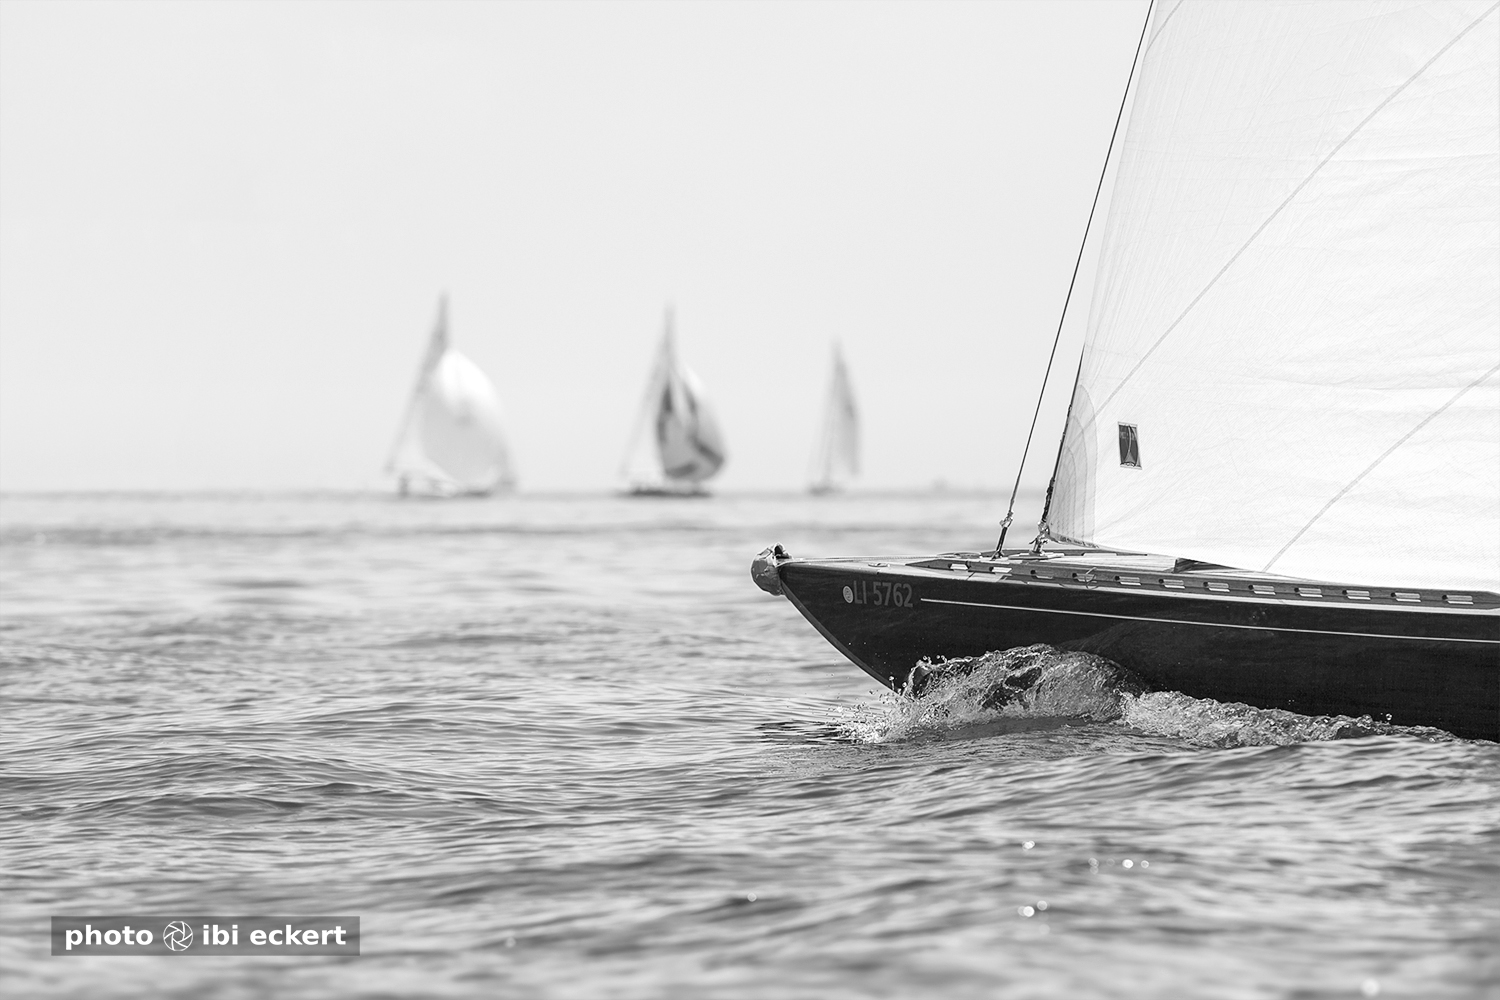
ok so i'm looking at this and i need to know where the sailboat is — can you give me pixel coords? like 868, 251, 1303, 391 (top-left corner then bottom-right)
386, 297, 518, 497
808, 343, 859, 495
620, 309, 727, 496
752, 0, 1500, 740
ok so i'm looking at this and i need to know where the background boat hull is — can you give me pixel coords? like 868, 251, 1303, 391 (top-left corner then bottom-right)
779, 560, 1500, 741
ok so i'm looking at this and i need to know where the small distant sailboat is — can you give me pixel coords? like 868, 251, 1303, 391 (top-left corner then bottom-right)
808, 343, 859, 495
620, 309, 727, 496
386, 297, 517, 497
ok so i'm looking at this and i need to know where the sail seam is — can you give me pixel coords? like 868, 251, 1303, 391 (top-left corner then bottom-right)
1087, 1, 1500, 424
1144, 0, 1185, 54
1264, 360, 1500, 573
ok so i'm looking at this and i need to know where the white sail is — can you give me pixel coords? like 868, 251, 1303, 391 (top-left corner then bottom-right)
1048, 0, 1499, 593
809, 343, 860, 492
388, 298, 517, 495
621, 311, 727, 488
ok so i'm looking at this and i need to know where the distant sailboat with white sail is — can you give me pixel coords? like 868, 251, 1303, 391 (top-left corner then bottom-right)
387, 297, 517, 497
620, 309, 727, 496
808, 343, 859, 495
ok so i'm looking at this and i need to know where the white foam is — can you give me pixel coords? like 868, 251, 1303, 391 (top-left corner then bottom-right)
834, 645, 1141, 744
833, 645, 1459, 748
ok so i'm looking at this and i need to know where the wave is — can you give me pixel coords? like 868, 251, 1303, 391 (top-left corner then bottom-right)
834, 644, 1460, 748
1116, 690, 1456, 748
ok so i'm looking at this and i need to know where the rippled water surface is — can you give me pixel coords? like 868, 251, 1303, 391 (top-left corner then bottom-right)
2, 493, 1497, 998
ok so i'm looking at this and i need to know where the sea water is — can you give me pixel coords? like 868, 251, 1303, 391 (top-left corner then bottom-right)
1, 492, 1496, 999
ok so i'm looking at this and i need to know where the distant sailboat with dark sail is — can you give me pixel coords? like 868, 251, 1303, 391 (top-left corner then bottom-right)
621, 309, 727, 496
808, 343, 859, 494
387, 297, 517, 497
753, 0, 1500, 740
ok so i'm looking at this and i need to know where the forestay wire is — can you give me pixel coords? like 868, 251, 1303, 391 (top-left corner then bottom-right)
993, 0, 1155, 556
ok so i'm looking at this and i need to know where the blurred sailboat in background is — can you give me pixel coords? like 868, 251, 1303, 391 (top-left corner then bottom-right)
808, 343, 859, 495
387, 297, 517, 497
620, 308, 727, 496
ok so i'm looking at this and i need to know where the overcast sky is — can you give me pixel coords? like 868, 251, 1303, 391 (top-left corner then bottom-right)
0, 0, 1147, 492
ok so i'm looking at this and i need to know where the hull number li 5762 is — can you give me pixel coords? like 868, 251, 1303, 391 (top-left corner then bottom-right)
843, 581, 914, 608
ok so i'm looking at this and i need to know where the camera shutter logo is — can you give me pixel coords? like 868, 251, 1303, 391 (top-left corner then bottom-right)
163, 921, 194, 952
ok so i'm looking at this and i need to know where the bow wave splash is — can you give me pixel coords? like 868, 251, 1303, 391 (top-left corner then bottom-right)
835, 644, 1458, 748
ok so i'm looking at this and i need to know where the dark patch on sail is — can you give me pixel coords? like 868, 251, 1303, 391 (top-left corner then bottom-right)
654, 384, 675, 445
680, 392, 722, 466
655, 377, 723, 479
1118, 423, 1141, 469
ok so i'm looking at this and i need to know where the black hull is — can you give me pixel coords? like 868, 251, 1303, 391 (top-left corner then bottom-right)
762, 553, 1500, 741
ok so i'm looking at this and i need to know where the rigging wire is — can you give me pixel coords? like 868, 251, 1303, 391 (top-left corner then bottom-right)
993, 0, 1156, 557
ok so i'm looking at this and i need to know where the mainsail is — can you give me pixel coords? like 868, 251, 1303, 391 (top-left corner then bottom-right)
387, 298, 517, 495
621, 310, 727, 489
1047, 0, 1499, 592
808, 343, 859, 493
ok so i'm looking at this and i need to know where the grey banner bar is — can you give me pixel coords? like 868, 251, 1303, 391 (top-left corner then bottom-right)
51, 916, 360, 956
